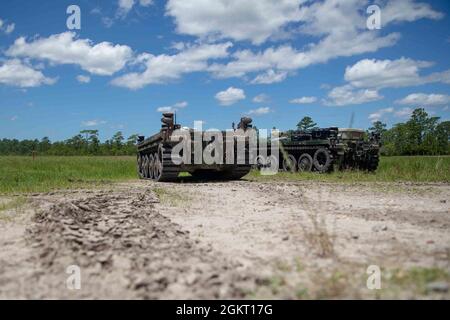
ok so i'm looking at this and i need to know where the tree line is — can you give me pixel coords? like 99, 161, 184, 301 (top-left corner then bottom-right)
295, 108, 449, 156
0, 108, 448, 156
368, 108, 449, 156
0, 130, 139, 156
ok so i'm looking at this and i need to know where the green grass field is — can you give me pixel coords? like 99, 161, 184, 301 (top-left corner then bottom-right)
0, 156, 137, 194
247, 156, 450, 184
0, 155, 449, 194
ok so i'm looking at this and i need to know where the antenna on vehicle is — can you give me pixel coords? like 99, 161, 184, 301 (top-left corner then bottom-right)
349, 111, 355, 129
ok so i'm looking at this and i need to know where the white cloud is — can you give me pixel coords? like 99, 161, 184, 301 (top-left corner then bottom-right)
325, 85, 383, 106
5, 23, 15, 34
0, 18, 16, 34
289, 96, 317, 104
368, 107, 394, 122
201, 0, 443, 84
6, 32, 133, 76
82, 120, 107, 127
156, 101, 188, 113
10, 115, 18, 121
76, 75, 91, 84
344, 58, 436, 89
215, 87, 245, 106
382, 0, 443, 25
166, 0, 304, 45
0, 59, 56, 88
253, 94, 269, 103
395, 107, 414, 118
117, 0, 153, 18
251, 69, 287, 84
396, 93, 450, 106
117, 0, 136, 17
139, 0, 153, 6
247, 107, 271, 116
112, 42, 232, 89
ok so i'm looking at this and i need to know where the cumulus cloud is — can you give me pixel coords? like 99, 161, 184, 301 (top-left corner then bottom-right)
117, 0, 154, 18
247, 107, 271, 116
251, 69, 287, 84
395, 93, 450, 106
166, 0, 304, 45
289, 96, 317, 104
368, 107, 394, 122
325, 85, 383, 106
81, 120, 107, 127
344, 58, 437, 89
382, 0, 444, 25
156, 101, 188, 113
0, 18, 15, 34
215, 87, 245, 106
76, 75, 91, 84
112, 42, 232, 89
6, 32, 133, 76
395, 107, 414, 118
326, 57, 450, 106
5, 23, 15, 34
0, 59, 56, 88
252, 94, 270, 103
201, 0, 443, 84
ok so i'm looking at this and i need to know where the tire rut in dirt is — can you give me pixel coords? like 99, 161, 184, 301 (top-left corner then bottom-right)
26, 191, 255, 299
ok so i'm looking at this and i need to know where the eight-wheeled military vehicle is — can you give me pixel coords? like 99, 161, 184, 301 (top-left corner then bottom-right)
274, 127, 380, 173
137, 113, 253, 182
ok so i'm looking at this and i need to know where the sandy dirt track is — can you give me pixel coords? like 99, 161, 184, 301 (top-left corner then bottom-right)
0, 179, 449, 299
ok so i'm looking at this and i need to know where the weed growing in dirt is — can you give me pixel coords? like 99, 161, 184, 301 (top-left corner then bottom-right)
0, 197, 27, 221
385, 267, 450, 295
153, 187, 190, 206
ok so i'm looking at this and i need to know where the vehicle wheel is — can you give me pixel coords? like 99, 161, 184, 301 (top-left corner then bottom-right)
266, 155, 279, 173
255, 155, 266, 170
142, 155, 149, 178
153, 153, 162, 181
148, 154, 155, 180
313, 148, 332, 173
298, 153, 313, 172
137, 154, 145, 179
367, 157, 379, 172
282, 154, 297, 172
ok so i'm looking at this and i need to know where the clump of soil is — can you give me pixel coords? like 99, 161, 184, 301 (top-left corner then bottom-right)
23, 190, 255, 299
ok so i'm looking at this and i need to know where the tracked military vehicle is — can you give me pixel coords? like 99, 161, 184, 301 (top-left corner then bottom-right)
258, 127, 380, 173
137, 113, 253, 182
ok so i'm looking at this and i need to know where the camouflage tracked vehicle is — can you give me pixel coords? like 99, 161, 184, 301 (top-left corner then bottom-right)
137, 113, 253, 182
258, 127, 380, 173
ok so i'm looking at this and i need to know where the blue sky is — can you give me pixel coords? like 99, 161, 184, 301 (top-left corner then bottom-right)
0, 0, 449, 141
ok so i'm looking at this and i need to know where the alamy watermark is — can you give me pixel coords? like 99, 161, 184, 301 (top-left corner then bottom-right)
367, 5, 381, 30
66, 265, 81, 290
66, 5, 81, 30
169, 122, 280, 175
366, 265, 381, 290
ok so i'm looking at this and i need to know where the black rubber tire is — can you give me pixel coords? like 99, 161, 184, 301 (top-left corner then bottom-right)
367, 157, 379, 172
282, 154, 297, 172
148, 154, 155, 180
143, 155, 150, 178
313, 148, 333, 173
154, 145, 180, 182
298, 153, 313, 172
137, 154, 145, 179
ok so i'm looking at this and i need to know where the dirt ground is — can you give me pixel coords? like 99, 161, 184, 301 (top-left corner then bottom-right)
0, 179, 449, 299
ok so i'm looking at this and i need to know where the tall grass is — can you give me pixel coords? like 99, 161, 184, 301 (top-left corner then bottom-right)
247, 156, 450, 183
0, 155, 448, 194
0, 156, 137, 194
